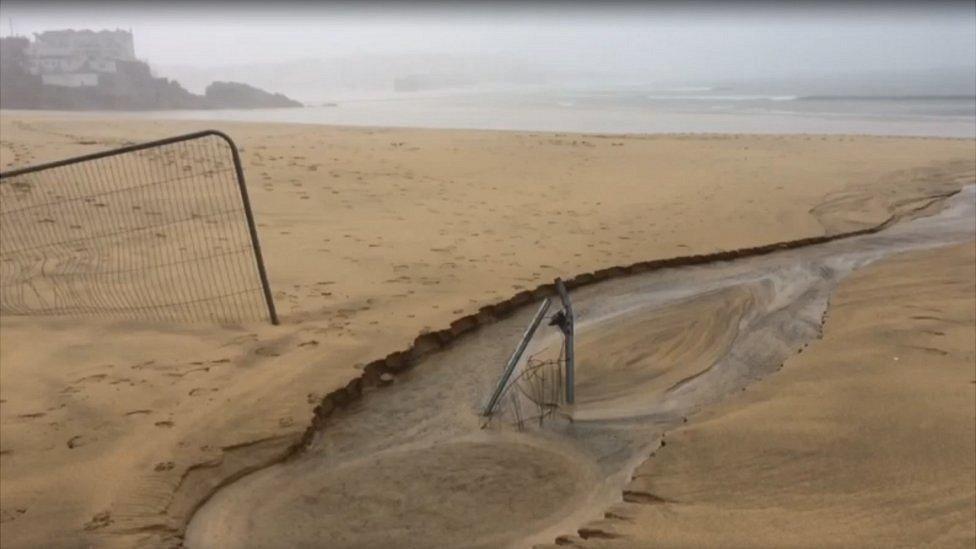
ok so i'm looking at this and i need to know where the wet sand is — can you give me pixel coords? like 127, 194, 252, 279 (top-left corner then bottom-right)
0, 114, 974, 547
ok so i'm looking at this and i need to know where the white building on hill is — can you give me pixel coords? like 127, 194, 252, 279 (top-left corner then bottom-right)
24, 29, 136, 88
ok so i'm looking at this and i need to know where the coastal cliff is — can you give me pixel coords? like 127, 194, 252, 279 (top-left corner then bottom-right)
0, 34, 302, 110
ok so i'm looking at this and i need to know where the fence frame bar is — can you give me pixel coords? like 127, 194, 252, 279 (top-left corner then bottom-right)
483, 297, 552, 417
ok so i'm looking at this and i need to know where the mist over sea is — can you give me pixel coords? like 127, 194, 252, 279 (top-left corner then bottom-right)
3, 1, 974, 138
31, 68, 976, 138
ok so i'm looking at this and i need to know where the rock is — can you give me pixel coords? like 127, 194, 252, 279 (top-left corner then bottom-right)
204, 81, 303, 108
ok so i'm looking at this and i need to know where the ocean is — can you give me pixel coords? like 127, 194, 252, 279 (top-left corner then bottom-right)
24, 85, 976, 138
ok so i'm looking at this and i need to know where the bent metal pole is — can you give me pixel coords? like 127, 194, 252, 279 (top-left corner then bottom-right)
554, 278, 575, 405
483, 297, 552, 416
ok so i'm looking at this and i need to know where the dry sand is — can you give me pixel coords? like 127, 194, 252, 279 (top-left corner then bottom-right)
561, 242, 976, 548
0, 112, 974, 547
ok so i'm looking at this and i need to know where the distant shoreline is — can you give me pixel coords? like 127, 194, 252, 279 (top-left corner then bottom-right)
2, 105, 973, 139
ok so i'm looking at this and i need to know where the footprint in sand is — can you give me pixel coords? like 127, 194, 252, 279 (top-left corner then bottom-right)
254, 347, 281, 357
67, 435, 91, 449
75, 374, 107, 383
124, 410, 152, 417
83, 511, 112, 531
0, 507, 28, 523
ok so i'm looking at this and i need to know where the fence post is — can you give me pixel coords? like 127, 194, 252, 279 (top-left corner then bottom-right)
554, 278, 575, 405
214, 131, 279, 325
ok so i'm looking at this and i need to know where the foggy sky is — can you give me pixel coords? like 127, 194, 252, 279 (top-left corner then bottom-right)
2, 1, 974, 84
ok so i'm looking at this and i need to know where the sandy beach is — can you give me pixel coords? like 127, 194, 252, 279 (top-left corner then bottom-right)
559, 241, 976, 548
183, 185, 976, 549
1, 113, 974, 548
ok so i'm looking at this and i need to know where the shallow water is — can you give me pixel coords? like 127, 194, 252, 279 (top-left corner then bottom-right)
186, 186, 974, 548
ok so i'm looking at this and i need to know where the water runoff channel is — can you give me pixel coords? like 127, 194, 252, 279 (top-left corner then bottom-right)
186, 186, 975, 549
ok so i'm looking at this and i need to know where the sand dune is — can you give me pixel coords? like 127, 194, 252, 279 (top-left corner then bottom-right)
0, 113, 974, 547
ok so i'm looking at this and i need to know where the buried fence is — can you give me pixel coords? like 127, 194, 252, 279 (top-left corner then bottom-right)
483, 278, 575, 428
0, 131, 278, 324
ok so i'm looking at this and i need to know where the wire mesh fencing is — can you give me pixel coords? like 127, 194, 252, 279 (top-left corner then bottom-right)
489, 347, 567, 430
0, 131, 277, 324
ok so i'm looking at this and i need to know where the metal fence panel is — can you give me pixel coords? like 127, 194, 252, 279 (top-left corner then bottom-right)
0, 130, 278, 324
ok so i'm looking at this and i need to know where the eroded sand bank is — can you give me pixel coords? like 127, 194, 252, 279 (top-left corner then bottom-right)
0, 115, 974, 547
185, 189, 974, 548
